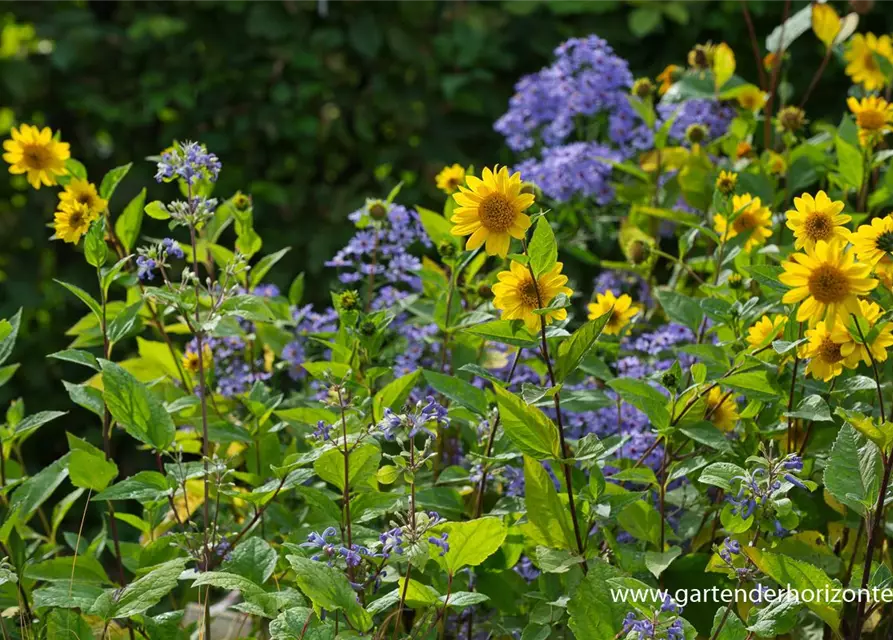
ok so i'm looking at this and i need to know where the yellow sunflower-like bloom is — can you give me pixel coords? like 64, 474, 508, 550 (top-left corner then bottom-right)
746, 314, 787, 349
780, 239, 877, 325
877, 256, 893, 289
851, 215, 893, 266
450, 166, 534, 257
2, 124, 70, 189
736, 85, 766, 111
182, 343, 213, 373
766, 151, 787, 175
492, 260, 572, 333
715, 170, 737, 195
847, 95, 893, 146
53, 201, 98, 244
845, 33, 893, 91
831, 299, 893, 368
587, 289, 641, 336
58, 178, 108, 217
713, 193, 772, 251
803, 321, 847, 382
705, 386, 739, 432
435, 164, 466, 195
784, 191, 850, 250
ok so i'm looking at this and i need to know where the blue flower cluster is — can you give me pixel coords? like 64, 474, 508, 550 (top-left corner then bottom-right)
378, 396, 449, 440
155, 141, 222, 184
301, 527, 372, 568
495, 36, 646, 153
184, 335, 271, 397
726, 454, 807, 537
657, 98, 735, 147
325, 202, 430, 310
281, 304, 339, 381
515, 142, 621, 205
621, 595, 684, 640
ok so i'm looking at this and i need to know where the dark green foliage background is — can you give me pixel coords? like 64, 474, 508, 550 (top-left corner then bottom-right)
0, 0, 888, 421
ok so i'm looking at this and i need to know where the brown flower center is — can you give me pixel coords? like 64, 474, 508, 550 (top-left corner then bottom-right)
858, 109, 886, 131
876, 231, 893, 253
479, 193, 516, 232
22, 144, 52, 170
818, 336, 843, 363
733, 211, 759, 233
803, 211, 834, 241
519, 278, 541, 308
69, 209, 86, 228
807, 264, 850, 303
864, 52, 878, 71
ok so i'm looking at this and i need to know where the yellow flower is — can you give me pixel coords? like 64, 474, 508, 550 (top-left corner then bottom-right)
776, 106, 806, 133
435, 164, 466, 195
182, 344, 212, 373
715, 170, 737, 195
2, 124, 70, 189
58, 179, 108, 217
492, 260, 572, 333
812, 2, 841, 49
784, 191, 850, 250
657, 64, 680, 95
450, 166, 534, 257
803, 321, 847, 381
850, 215, 893, 266
705, 387, 739, 432
587, 290, 641, 335
877, 256, 893, 289
832, 299, 893, 367
746, 314, 787, 349
766, 151, 787, 175
847, 95, 893, 145
845, 33, 893, 91
688, 43, 715, 71
713, 193, 772, 251
735, 85, 766, 111
53, 202, 98, 244
780, 239, 877, 325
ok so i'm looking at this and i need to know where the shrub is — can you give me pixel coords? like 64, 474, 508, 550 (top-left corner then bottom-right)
3, 4, 893, 640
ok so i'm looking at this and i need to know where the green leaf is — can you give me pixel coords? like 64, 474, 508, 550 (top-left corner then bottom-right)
523, 454, 576, 550
46, 609, 95, 639
745, 591, 800, 636
784, 394, 833, 422
33, 583, 104, 610
495, 385, 561, 459
606, 378, 670, 430
99, 162, 132, 200
617, 500, 661, 546
288, 273, 305, 306
93, 471, 170, 502
91, 558, 186, 619
63, 380, 104, 417
25, 555, 111, 585
84, 219, 108, 268
462, 320, 538, 347
49, 349, 100, 371
742, 548, 842, 631
250, 247, 292, 288
373, 371, 420, 422
555, 310, 612, 382
313, 443, 380, 492
835, 135, 863, 191
108, 301, 143, 343
417, 206, 457, 247
654, 288, 702, 333
8, 455, 70, 529
286, 555, 372, 632
722, 370, 779, 400
422, 369, 488, 415
145, 200, 170, 220
100, 359, 176, 451
644, 547, 681, 578
698, 462, 746, 491
431, 518, 506, 573
0, 309, 22, 367
628, 6, 661, 37
567, 559, 625, 640
528, 217, 557, 277
56, 279, 103, 322
441, 592, 489, 608
823, 423, 882, 515
115, 187, 146, 253
14, 410, 67, 439
67, 433, 118, 491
